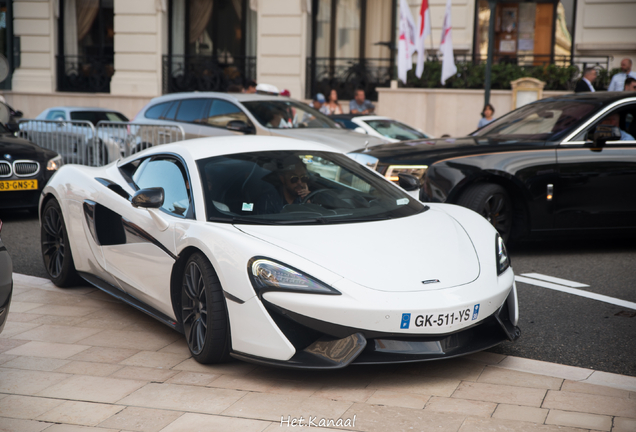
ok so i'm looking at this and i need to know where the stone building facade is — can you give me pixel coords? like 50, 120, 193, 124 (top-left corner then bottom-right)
1, 0, 634, 119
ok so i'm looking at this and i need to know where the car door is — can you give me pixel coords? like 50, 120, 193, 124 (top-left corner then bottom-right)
101, 155, 194, 317
555, 102, 636, 230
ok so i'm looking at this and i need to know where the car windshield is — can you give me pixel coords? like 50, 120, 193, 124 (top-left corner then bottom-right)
242, 101, 337, 129
197, 150, 426, 225
70, 111, 129, 125
365, 119, 429, 140
473, 100, 601, 140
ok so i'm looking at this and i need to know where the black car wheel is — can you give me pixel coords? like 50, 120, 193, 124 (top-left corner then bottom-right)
457, 183, 513, 242
41, 199, 81, 287
181, 253, 230, 364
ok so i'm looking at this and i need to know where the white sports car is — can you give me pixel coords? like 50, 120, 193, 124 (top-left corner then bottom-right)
40, 136, 519, 369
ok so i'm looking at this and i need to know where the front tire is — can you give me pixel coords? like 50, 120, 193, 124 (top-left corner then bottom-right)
181, 253, 231, 364
41, 199, 81, 287
457, 183, 513, 243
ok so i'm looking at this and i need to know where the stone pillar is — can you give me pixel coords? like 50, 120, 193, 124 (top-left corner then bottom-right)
257, 0, 307, 98
110, 0, 164, 97
11, 0, 56, 93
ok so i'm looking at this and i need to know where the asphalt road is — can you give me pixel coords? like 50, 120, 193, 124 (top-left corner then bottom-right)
1, 208, 635, 376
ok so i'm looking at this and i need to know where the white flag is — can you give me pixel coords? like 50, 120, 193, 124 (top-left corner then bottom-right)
397, 0, 417, 84
440, 0, 457, 85
415, 0, 432, 78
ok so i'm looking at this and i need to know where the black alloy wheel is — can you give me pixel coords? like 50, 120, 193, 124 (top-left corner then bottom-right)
41, 199, 81, 287
457, 183, 513, 243
180, 253, 230, 364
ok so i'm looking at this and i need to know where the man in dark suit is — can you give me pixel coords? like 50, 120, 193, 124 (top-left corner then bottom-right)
575, 68, 597, 93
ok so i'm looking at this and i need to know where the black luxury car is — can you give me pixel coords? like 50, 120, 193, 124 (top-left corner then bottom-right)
0, 123, 63, 211
0, 219, 12, 335
351, 93, 636, 242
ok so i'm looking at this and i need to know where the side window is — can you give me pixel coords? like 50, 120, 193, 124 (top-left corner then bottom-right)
574, 104, 636, 142
145, 102, 170, 119
162, 101, 179, 120
133, 158, 192, 217
46, 110, 66, 121
175, 98, 208, 123
204, 99, 250, 128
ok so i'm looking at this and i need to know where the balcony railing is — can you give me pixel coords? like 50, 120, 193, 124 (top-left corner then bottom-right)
306, 57, 392, 102
162, 54, 256, 94
56, 55, 114, 93
306, 55, 613, 98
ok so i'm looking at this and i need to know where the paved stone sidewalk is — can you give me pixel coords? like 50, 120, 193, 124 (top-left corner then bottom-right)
1, 273, 635, 432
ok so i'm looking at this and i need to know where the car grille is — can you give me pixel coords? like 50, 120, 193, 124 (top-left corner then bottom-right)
0, 161, 11, 177
14, 161, 40, 177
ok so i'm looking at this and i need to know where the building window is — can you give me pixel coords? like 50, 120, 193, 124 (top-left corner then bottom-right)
307, 0, 395, 101
0, 0, 14, 90
57, 0, 115, 93
164, 0, 257, 93
473, 0, 575, 65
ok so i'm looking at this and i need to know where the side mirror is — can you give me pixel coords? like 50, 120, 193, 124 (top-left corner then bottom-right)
353, 127, 367, 134
589, 125, 621, 150
132, 187, 164, 209
397, 173, 420, 191
226, 120, 255, 134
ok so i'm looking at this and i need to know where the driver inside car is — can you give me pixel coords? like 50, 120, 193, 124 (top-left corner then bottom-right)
598, 112, 635, 141
256, 157, 311, 214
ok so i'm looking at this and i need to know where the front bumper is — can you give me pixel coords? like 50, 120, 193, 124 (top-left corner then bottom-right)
0, 189, 41, 210
231, 290, 520, 369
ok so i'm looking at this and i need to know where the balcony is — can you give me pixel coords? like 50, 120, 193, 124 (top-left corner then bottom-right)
306, 54, 613, 98
56, 55, 114, 93
162, 54, 256, 94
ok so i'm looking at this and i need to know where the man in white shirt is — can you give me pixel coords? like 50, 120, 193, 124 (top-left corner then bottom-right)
608, 59, 636, 92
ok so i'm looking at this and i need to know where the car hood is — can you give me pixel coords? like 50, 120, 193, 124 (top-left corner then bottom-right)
235, 208, 480, 292
357, 136, 547, 163
0, 135, 57, 160
270, 128, 387, 153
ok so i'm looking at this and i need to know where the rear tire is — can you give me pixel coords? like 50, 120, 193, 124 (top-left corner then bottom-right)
40, 199, 81, 287
457, 183, 513, 243
180, 253, 231, 364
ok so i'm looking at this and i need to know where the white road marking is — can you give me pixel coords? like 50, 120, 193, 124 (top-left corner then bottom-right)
515, 275, 636, 311
520, 273, 589, 288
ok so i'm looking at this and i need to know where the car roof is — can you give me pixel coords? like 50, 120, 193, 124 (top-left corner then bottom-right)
145, 92, 298, 106
45, 107, 125, 113
121, 135, 341, 163
539, 92, 629, 104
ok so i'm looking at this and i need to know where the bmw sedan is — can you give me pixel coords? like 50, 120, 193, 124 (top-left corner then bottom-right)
1, 123, 63, 211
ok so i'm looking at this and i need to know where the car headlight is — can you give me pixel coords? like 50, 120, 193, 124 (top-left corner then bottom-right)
46, 155, 63, 171
248, 258, 340, 296
496, 234, 510, 275
385, 165, 428, 183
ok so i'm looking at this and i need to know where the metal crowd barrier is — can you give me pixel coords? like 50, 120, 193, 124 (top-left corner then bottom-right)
18, 119, 100, 166
18, 120, 186, 167
96, 122, 185, 158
